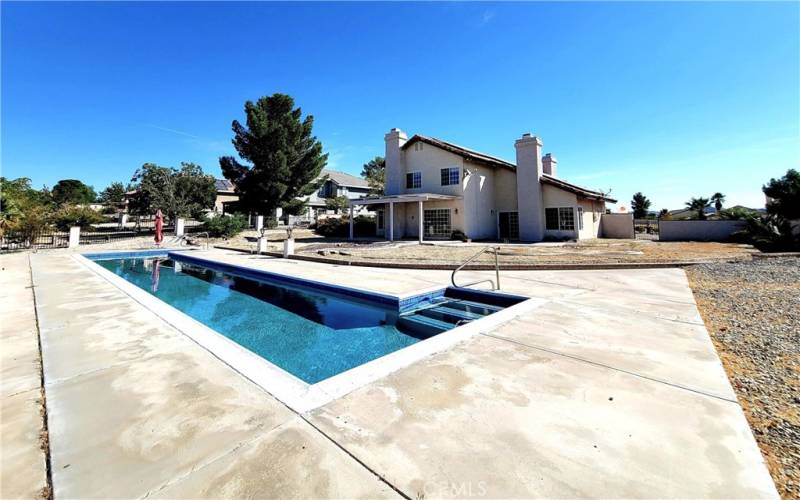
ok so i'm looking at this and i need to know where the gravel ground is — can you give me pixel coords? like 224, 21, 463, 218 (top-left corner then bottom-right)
686, 258, 800, 499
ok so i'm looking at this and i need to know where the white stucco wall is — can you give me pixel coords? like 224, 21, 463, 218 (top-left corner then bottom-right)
542, 184, 578, 239
462, 161, 497, 239
400, 144, 465, 196
599, 213, 634, 239
659, 220, 746, 241
577, 198, 604, 239
494, 169, 518, 213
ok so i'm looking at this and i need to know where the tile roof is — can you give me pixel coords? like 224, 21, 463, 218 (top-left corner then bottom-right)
402, 135, 516, 171
215, 179, 235, 192
541, 175, 617, 203
320, 169, 369, 188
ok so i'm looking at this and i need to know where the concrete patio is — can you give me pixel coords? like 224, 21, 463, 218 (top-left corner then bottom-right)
4, 247, 777, 498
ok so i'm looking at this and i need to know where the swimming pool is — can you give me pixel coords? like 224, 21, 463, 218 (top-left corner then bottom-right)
89, 251, 525, 385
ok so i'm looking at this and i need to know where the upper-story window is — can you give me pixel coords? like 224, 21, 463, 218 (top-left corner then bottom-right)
318, 181, 335, 198
406, 172, 421, 189
440, 167, 460, 186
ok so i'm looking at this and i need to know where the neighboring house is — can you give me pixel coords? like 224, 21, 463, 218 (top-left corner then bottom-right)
291, 169, 371, 221
667, 206, 716, 220
349, 128, 616, 242
213, 179, 238, 214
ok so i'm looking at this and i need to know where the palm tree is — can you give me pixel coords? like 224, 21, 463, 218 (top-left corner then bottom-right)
630, 192, 652, 219
686, 197, 711, 220
711, 192, 725, 212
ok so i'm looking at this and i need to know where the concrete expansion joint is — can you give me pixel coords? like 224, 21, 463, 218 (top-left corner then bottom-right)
479, 332, 740, 405
138, 420, 294, 500
27, 253, 54, 500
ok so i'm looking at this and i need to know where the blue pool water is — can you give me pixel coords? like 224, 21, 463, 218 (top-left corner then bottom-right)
96, 256, 423, 383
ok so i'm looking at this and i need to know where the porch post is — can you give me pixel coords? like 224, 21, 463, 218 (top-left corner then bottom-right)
388, 202, 394, 241
418, 200, 423, 243
349, 204, 354, 240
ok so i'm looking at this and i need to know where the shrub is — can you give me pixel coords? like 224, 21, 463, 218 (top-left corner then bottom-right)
314, 215, 375, 237
53, 205, 104, 230
451, 230, 468, 242
202, 213, 247, 238
732, 214, 798, 252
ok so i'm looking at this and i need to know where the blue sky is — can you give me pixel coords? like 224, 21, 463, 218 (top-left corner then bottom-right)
2, 1, 798, 210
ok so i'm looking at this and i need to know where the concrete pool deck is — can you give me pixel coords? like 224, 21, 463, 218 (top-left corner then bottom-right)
10, 248, 777, 498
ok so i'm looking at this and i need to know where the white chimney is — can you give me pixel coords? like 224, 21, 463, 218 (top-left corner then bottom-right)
384, 128, 407, 195
542, 153, 558, 177
515, 133, 545, 241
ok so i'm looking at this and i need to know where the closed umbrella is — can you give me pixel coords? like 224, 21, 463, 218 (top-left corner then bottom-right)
154, 209, 164, 247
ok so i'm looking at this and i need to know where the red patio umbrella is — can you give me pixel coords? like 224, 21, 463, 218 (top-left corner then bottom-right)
151, 259, 161, 293
154, 209, 164, 247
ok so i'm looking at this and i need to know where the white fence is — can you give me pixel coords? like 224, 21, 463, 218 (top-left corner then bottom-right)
658, 220, 747, 242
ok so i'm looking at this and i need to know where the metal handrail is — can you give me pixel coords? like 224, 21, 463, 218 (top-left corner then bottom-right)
451, 246, 500, 290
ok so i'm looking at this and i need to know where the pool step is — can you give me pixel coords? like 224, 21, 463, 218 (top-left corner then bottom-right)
396, 314, 455, 339
418, 305, 483, 324
442, 299, 502, 317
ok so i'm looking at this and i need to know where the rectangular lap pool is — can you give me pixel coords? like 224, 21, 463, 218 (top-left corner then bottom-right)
88, 251, 526, 385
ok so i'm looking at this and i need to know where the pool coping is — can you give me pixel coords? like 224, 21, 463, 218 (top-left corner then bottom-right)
74, 250, 546, 413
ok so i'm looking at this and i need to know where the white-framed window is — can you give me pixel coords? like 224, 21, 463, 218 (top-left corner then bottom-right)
545, 207, 576, 231
406, 172, 421, 189
440, 167, 460, 186
423, 208, 451, 237
577, 207, 584, 230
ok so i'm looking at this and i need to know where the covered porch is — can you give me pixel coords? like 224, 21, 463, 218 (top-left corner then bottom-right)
348, 193, 461, 242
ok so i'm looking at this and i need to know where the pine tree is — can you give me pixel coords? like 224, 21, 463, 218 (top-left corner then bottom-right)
219, 94, 327, 216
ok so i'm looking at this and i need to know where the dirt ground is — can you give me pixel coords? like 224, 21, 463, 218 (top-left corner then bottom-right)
295, 239, 756, 266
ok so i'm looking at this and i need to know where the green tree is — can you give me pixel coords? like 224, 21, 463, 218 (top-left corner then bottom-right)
361, 156, 385, 195
325, 196, 350, 214
129, 162, 216, 221
52, 179, 96, 206
0, 177, 52, 234
98, 182, 127, 204
219, 93, 327, 217
658, 208, 669, 218
630, 192, 652, 219
711, 192, 725, 212
763, 169, 800, 220
685, 197, 711, 220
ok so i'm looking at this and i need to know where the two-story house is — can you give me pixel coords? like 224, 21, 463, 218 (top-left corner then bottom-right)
348, 128, 616, 242
290, 169, 371, 222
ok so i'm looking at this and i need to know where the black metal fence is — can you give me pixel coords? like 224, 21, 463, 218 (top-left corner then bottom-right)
634, 219, 660, 240
1, 218, 207, 252
1, 229, 70, 252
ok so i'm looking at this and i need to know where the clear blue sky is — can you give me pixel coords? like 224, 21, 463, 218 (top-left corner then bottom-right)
2, 1, 798, 210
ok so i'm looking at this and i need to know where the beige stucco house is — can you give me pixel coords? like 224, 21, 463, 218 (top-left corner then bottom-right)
349, 128, 616, 242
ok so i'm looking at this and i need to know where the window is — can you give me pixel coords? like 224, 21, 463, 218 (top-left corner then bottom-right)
545, 208, 559, 230
440, 167, 460, 186
577, 207, 584, 230
406, 172, 421, 189
545, 207, 576, 231
423, 209, 451, 237
317, 181, 334, 198
377, 209, 385, 230
558, 207, 575, 230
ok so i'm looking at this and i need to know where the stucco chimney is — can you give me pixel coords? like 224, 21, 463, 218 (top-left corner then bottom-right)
384, 128, 408, 195
515, 133, 545, 241
542, 153, 558, 177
